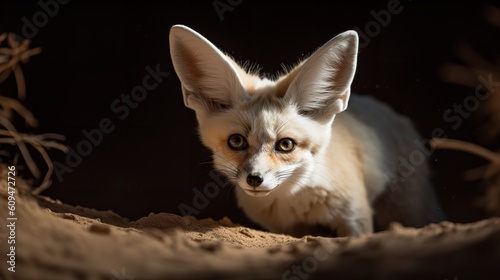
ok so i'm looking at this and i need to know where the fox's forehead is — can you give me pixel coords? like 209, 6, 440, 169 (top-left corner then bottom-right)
242, 89, 287, 112
226, 94, 301, 141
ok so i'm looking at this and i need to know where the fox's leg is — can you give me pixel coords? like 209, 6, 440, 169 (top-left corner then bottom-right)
337, 216, 373, 237
336, 197, 374, 237
373, 166, 445, 230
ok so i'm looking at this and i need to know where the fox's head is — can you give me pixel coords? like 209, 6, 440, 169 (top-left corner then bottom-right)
170, 25, 358, 197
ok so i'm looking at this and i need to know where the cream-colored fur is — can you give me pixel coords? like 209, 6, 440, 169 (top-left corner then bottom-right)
169, 25, 444, 237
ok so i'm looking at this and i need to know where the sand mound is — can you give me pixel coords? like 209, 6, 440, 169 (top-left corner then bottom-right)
1, 184, 500, 280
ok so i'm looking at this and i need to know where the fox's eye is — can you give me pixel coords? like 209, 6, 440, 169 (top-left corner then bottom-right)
228, 134, 248, 151
276, 138, 295, 153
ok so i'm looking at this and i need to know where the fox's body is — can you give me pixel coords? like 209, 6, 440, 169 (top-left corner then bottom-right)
234, 94, 442, 236
170, 25, 444, 237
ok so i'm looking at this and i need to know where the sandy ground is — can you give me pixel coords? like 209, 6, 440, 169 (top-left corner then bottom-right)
1, 180, 500, 280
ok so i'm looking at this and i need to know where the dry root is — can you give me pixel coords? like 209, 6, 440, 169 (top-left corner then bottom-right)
0, 33, 66, 194
431, 138, 500, 215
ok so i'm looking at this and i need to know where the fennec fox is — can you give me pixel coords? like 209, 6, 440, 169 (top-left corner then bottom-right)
169, 25, 444, 237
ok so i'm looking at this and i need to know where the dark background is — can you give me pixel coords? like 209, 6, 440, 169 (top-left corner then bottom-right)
0, 0, 499, 228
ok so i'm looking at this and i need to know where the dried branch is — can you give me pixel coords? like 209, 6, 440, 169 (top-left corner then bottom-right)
431, 138, 500, 215
0, 115, 40, 178
437, 6, 500, 215
430, 138, 500, 163
0, 34, 66, 193
0, 33, 41, 100
0, 96, 38, 127
0, 121, 67, 194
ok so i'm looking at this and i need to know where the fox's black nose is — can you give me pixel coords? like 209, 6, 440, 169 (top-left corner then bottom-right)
247, 173, 264, 187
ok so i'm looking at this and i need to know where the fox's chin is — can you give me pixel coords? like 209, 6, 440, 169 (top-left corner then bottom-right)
238, 183, 280, 197
241, 188, 273, 197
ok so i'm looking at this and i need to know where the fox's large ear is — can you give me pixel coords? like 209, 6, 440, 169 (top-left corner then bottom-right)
169, 25, 248, 113
280, 31, 358, 122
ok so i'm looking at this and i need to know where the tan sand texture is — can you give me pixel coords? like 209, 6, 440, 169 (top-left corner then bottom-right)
1, 178, 500, 280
